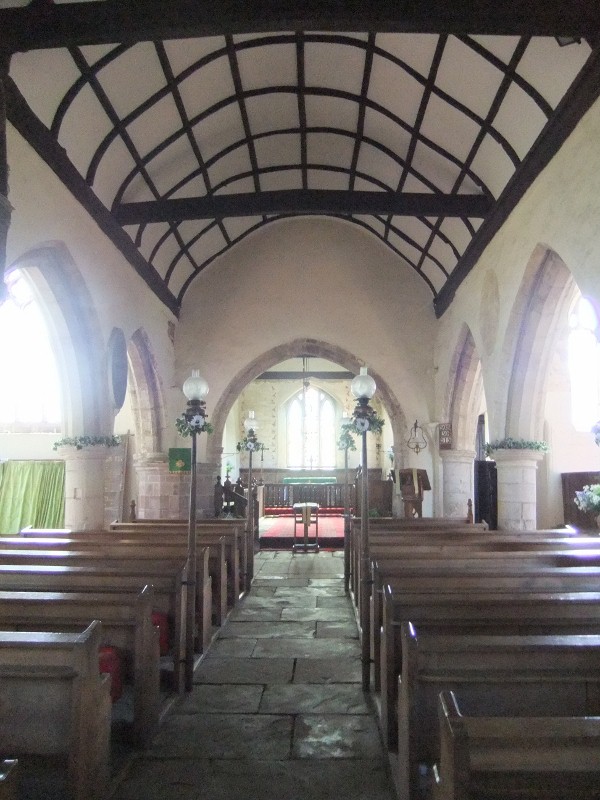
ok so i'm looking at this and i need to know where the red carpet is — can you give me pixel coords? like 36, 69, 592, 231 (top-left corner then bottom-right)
260, 515, 345, 549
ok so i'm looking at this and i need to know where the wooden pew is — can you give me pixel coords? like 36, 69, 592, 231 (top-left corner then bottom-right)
0, 621, 111, 800
108, 520, 244, 602
0, 544, 213, 651
0, 558, 206, 693
371, 563, 600, 695
0, 586, 160, 746
0, 760, 18, 800
381, 587, 600, 755
432, 690, 600, 800
16, 531, 230, 627
397, 623, 600, 800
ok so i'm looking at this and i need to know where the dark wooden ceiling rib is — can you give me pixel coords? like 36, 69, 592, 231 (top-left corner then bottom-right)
434, 44, 600, 316
226, 35, 261, 196
383, 35, 446, 246
115, 189, 491, 224
257, 371, 354, 380
154, 41, 232, 249
348, 33, 375, 193
416, 37, 530, 278
296, 33, 308, 191
69, 47, 200, 283
3, 0, 600, 52
3, 78, 180, 316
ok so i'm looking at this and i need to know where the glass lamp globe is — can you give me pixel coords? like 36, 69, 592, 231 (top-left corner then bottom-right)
243, 410, 258, 435
183, 370, 209, 402
351, 366, 376, 400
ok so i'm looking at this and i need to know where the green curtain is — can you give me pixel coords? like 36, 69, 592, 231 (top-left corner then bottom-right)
0, 460, 65, 535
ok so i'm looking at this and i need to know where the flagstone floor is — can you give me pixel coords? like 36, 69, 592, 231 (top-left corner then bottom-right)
110, 550, 395, 800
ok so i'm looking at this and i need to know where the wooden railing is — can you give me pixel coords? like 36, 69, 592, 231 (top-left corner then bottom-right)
263, 482, 355, 511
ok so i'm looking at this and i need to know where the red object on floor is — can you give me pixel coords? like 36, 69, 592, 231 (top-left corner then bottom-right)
152, 611, 170, 656
99, 645, 123, 702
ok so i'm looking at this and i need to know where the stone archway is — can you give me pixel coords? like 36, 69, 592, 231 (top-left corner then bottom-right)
205, 337, 407, 467
443, 323, 484, 452
128, 328, 167, 457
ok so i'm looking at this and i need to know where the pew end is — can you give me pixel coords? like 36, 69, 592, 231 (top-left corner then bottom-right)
432, 690, 600, 800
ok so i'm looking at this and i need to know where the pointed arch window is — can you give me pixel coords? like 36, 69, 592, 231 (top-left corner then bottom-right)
0, 270, 62, 431
568, 294, 600, 432
287, 386, 336, 469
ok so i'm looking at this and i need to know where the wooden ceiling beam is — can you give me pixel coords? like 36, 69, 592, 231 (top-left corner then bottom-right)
115, 190, 491, 225
1, 0, 600, 53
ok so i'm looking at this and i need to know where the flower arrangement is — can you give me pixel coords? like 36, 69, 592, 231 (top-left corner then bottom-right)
344, 411, 385, 436
337, 426, 357, 452
574, 484, 600, 514
53, 435, 121, 450
175, 413, 213, 437
483, 437, 549, 458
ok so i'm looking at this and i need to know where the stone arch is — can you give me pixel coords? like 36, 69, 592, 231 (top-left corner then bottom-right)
502, 245, 577, 440
205, 337, 407, 466
6, 241, 110, 435
128, 328, 167, 456
443, 323, 484, 450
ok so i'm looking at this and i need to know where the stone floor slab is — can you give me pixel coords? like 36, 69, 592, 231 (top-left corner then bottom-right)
252, 638, 360, 659
175, 683, 264, 713
148, 713, 293, 759
204, 638, 257, 658
111, 758, 394, 800
280, 607, 353, 622
218, 620, 316, 638
316, 620, 360, 638
194, 657, 295, 684
259, 683, 369, 715
293, 656, 362, 683
227, 606, 283, 621
292, 714, 385, 760
237, 594, 317, 609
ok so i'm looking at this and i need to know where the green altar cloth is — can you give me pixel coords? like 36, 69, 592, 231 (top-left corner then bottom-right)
282, 476, 336, 484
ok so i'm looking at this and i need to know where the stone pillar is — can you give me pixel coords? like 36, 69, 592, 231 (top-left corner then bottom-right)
197, 461, 220, 519
0, 56, 13, 303
440, 449, 476, 519
493, 449, 545, 531
135, 453, 188, 519
58, 445, 109, 530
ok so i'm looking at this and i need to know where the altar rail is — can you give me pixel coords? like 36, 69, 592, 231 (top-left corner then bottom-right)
263, 482, 355, 512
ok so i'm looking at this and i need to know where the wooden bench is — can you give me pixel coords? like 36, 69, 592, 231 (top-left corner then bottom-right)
381, 587, 600, 755
0, 558, 208, 693
0, 620, 111, 800
397, 623, 600, 800
432, 690, 600, 800
16, 531, 231, 626
0, 585, 160, 746
0, 760, 18, 800
108, 520, 245, 600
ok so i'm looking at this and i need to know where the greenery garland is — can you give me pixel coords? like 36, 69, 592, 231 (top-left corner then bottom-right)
484, 437, 549, 458
345, 412, 385, 436
53, 434, 121, 451
175, 414, 213, 437
337, 427, 357, 451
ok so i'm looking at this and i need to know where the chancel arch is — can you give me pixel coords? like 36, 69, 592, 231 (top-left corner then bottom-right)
443, 323, 485, 452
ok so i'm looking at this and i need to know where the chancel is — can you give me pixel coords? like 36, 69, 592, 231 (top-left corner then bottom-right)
3, 2, 600, 798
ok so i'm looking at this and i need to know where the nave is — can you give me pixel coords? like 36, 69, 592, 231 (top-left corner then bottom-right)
110, 550, 394, 800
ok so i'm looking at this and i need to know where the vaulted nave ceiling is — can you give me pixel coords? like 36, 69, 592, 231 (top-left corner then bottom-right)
2, 1, 600, 316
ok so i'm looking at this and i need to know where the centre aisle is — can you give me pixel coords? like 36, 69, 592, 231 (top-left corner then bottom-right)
110, 550, 394, 800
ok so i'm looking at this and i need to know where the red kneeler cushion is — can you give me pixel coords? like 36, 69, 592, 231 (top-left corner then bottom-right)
99, 645, 123, 703
152, 611, 170, 656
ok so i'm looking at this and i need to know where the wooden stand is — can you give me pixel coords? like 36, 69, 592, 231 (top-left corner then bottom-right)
292, 503, 319, 552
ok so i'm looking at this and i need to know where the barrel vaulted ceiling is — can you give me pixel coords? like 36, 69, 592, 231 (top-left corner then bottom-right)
2, 2, 600, 316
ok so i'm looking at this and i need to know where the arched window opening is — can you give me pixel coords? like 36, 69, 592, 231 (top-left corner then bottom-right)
0, 270, 62, 432
568, 294, 600, 432
287, 386, 336, 469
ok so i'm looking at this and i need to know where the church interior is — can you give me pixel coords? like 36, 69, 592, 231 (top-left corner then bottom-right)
2, 2, 600, 799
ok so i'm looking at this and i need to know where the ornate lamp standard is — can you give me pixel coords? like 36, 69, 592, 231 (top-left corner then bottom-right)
350, 366, 377, 691
181, 369, 209, 691
238, 410, 261, 592
338, 416, 356, 594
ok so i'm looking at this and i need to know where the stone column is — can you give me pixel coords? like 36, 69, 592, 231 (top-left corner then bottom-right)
58, 445, 109, 530
440, 449, 476, 519
0, 55, 13, 303
135, 453, 188, 519
493, 449, 545, 531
